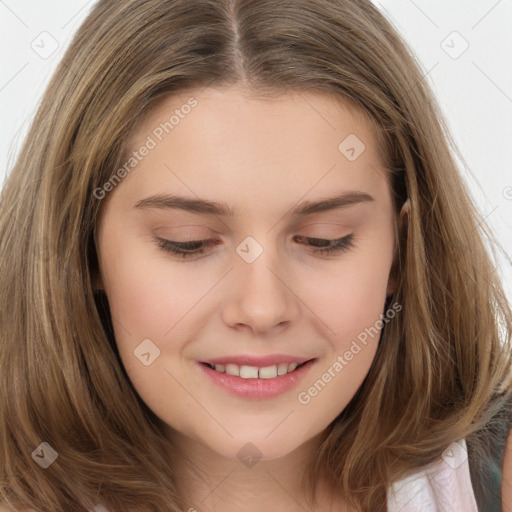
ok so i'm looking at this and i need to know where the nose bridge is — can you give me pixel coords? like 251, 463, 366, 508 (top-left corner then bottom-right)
222, 234, 298, 333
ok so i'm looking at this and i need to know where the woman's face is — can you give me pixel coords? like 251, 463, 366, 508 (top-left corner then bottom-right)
95, 85, 399, 461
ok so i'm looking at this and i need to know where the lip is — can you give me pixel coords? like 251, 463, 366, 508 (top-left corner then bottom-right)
196, 358, 317, 400
201, 354, 313, 367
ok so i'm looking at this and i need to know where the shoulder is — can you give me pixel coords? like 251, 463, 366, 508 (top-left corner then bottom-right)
503, 428, 512, 511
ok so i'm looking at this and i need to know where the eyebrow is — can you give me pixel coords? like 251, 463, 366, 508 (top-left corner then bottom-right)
133, 191, 375, 216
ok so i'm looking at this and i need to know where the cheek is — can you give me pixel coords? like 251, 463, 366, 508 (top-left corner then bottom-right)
294, 265, 390, 432
292, 239, 394, 426
100, 249, 204, 431
295, 341, 379, 441
98, 240, 214, 400
301, 253, 392, 346
104, 248, 209, 344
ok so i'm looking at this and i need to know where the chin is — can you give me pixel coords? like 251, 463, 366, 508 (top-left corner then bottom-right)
205, 431, 310, 464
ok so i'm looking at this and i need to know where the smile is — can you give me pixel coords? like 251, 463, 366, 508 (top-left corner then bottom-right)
203, 361, 308, 379
196, 359, 317, 400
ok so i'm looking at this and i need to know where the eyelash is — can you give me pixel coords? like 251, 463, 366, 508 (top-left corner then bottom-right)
153, 234, 355, 259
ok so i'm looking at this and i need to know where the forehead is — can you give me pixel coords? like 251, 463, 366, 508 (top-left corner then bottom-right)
126, 86, 379, 155
113, 86, 390, 213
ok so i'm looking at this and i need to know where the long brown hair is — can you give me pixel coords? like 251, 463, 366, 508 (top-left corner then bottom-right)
1, 1, 511, 511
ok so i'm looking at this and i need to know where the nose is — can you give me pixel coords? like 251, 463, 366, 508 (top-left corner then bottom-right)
221, 242, 300, 335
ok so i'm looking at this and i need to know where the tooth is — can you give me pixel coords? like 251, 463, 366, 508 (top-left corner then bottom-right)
239, 365, 259, 379
215, 362, 302, 378
225, 364, 240, 376
287, 363, 298, 372
277, 363, 289, 375
259, 365, 278, 379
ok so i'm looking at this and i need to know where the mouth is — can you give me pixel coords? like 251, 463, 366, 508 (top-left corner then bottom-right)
197, 357, 317, 400
200, 360, 313, 379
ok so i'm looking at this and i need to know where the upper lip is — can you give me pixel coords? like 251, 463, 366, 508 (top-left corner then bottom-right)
201, 354, 315, 367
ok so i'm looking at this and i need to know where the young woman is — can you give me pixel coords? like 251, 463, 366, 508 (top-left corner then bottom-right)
1, 1, 511, 511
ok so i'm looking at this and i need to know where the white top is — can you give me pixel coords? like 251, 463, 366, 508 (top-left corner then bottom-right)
387, 439, 478, 511
89, 439, 478, 512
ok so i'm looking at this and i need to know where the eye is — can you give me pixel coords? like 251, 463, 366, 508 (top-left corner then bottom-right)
153, 234, 355, 259
153, 237, 219, 258
292, 234, 355, 255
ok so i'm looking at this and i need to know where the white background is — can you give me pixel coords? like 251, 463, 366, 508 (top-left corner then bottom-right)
0, 0, 511, 301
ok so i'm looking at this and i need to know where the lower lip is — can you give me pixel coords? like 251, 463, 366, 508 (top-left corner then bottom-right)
196, 359, 316, 400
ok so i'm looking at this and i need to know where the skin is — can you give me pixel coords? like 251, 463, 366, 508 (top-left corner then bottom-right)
95, 84, 408, 512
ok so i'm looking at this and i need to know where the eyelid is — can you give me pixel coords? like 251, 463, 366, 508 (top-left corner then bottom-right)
299, 222, 351, 229
154, 225, 212, 238
153, 233, 355, 259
